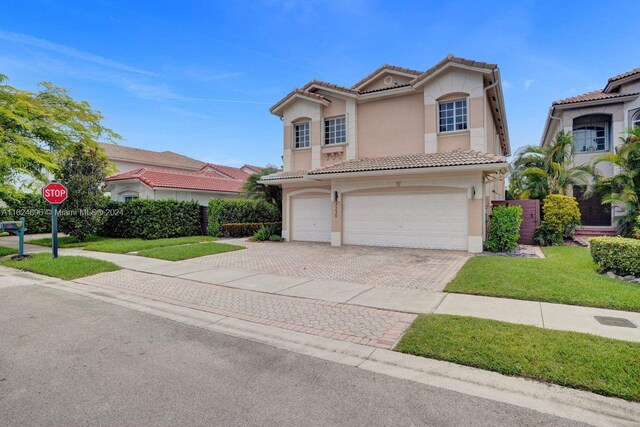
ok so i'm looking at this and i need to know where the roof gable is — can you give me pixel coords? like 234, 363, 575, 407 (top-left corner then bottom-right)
352, 65, 422, 92
604, 67, 640, 93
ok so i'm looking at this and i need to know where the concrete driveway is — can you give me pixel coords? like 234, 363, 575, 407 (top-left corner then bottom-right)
189, 239, 470, 292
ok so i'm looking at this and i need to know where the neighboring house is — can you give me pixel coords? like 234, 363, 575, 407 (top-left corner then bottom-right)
261, 54, 510, 253
540, 67, 640, 227
101, 143, 262, 206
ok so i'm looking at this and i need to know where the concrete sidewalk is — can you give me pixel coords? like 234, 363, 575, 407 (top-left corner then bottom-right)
5, 240, 640, 343
57, 248, 640, 342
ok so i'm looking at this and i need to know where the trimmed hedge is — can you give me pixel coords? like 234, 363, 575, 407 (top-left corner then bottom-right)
100, 199, 201, 240
219, 222, 281, 238
208, 199, 280, 237
0, 193, 51, 234
591, 237, 640, 276
485, 205, 523, 252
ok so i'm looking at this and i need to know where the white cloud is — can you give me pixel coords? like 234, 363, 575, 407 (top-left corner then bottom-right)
524, 79, 534, 91
0, 30, 155, 76
502, 80, 512, 90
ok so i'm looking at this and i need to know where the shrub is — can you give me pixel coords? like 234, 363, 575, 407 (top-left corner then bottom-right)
251, 224, 284, 242
590, 236, 640, 276
99, 199, 200, 239
484, 205, 523, 252
535, 194, 581, 246
219, 222, 281, 238
0, 192, 51, 234
208, 199, 280, 237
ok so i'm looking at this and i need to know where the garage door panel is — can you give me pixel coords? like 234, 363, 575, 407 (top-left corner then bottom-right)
291, 195, 331, 243
343, 191, 467, 250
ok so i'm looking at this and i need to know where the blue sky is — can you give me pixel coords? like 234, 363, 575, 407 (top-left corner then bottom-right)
1, 1, 637, 167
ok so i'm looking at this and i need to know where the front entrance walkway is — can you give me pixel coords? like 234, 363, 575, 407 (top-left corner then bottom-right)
189, 239, 470, 292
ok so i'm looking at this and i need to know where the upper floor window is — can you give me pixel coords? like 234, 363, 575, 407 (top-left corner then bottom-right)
324, 115, 346, 145
573, 114, 611, 152
293, 121, 310, 149
632, 110, 640, 129
439, 99, 467, 132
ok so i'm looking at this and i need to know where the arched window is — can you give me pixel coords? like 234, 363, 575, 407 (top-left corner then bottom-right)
632, 110, 640, 129
292, 118, 311, 149
573, 114, 611, 152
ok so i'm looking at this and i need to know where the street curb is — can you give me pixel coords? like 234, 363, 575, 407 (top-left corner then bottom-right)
25, 276, 640, 427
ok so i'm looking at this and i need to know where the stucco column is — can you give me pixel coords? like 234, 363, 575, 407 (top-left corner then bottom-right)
311, 121, 322, 169
467, 179, 484, 253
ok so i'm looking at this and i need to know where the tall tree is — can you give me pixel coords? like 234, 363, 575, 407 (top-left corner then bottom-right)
509, 131, 593, 199
0, 74, 119, 194
241, 166, 282, 213
56, 142, 113, 241
594, 127, 640, 236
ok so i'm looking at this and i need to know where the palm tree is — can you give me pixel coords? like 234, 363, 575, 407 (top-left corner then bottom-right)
241, 166, 282, 213
593, 127, 640, 236
509, 131, 594, 199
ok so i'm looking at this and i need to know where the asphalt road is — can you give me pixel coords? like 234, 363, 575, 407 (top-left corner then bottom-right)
0, 283, 583, 426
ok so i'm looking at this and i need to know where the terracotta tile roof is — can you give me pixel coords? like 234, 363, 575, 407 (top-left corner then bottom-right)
359, 83, 412, 94
261, 150, 506, 181
303, 79, 358, 95
200, 164, 252, 180
552, 89, 640, 106
100, 143, 205, 170
351, 64, 423, 90
105, 168, 245, 193
308, 150, 506, 175
259, 170, 307, 181
270, 88, 330, 114
241, 164, 264, 174
608, 67, 640, 83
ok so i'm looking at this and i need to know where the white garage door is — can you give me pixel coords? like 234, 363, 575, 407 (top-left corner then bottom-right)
343, 191, 468, 250
291, 194, 331, 242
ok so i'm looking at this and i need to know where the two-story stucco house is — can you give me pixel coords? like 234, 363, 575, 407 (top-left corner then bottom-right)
540, 67, 640, 227
261, 55, 510, 253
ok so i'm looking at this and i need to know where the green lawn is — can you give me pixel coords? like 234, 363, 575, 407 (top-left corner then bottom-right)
0, 246, 19, 257
446, 246, 640, 312
397, 314, 640, 402
27, 235, 110, 248
84, 236, 215, 253
0, 253, 120, 280
137, 241, 244, 261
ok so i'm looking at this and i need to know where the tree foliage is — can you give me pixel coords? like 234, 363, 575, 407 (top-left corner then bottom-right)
593, 127, 640, 236
0, 74, 119, 193
241, 166, 282, 212
56, 143, 113, 241
509, 131, 593, 200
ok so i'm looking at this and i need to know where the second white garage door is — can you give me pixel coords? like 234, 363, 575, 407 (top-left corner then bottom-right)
291, 194, 331, 242
343, 191, 468, 250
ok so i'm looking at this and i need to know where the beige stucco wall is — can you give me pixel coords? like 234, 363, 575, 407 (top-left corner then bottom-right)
291, 148, 312, 171
437, 133, 470, 152
357, 92, 425, 158
282, 171, 486, 252
323, 96, 346, 118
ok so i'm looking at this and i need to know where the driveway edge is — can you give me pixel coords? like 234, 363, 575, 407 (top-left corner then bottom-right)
30, 276, 640, 427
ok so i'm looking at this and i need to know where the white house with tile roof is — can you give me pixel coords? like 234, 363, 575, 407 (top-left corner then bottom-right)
261, 54, 510, 253
101, 143, 262, 206
540, 67, 640, 227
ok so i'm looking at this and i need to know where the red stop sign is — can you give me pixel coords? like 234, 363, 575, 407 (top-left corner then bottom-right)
42, 182, 68, 204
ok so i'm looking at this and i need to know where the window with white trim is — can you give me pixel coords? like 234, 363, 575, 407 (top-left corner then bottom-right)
632, 110, 640, 129
124, 196, 139, 203
439, 99, 468, 132
324, 115, 346, 145
293, 121, 310, 149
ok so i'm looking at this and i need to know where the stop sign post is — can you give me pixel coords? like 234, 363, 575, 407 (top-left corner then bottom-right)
42, 181, 68, 258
